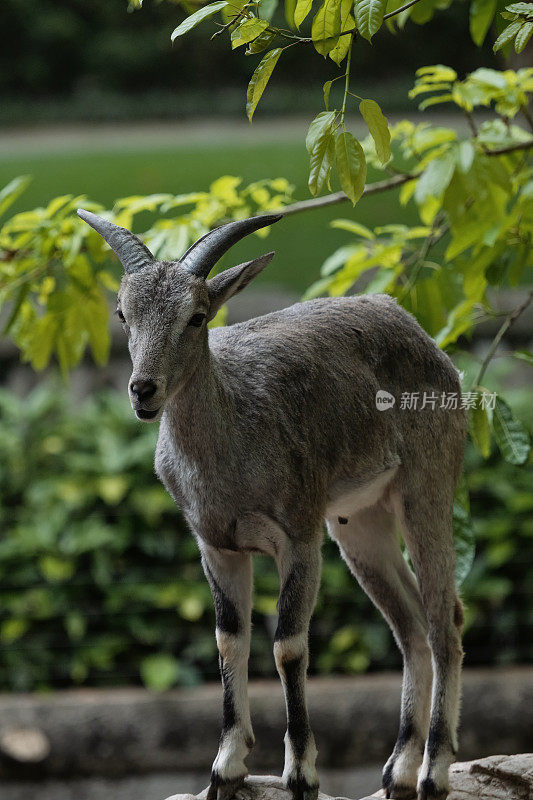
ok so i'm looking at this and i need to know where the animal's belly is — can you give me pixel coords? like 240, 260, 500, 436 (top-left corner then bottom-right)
326, 466, 398, 519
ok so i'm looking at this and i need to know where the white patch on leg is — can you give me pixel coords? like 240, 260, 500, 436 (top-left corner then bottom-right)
282, 731, 318, 789
213, 629, 254, 781
417, 747, 453, 797
212, 728, 250, 781
273, 632, 308, 671
390, 738, 423, 789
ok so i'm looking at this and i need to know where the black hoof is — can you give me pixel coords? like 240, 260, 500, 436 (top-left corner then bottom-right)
383, 764, 417, 800
287, 776, 319, 800
417, 778, 448, 800
383, 781, 417, 800
207, 772, 246, 800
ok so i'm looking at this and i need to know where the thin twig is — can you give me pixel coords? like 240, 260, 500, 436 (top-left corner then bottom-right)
383, 0, 424, 20
475, 291, 533, 388
483, 139, 533, 156
398, 216, 450, 301
521, 105, 533, 134
463, 110, 478, 138
271, 137, 533, 219
272, 173, 416, 217
298, 0, 424, 42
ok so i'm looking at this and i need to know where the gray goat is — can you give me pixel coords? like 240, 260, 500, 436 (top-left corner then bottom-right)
78, 208, 466, 800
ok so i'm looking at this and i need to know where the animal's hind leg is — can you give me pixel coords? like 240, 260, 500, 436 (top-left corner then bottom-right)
327, 504, 432, 800
392, 487, 464, 800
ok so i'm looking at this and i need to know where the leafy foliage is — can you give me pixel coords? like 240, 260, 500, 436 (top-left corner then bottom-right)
0, 381, 530, 691
0, 0, 532, 688
0, 176, 294, 374
152, 0, 532, 201
493, 2, 533, 54
305, 68, 533, 361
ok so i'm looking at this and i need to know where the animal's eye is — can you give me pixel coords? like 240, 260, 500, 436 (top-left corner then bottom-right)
115, 308, 125, 323
188, 313, 206, 328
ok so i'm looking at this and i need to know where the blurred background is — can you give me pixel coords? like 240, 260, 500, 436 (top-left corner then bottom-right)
0, 1, 532, 799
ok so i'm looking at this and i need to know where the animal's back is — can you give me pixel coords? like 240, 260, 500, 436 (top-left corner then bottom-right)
210, 293, 462, 407
210, 293, 466, 492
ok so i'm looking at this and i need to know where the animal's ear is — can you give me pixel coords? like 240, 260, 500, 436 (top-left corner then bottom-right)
206, 252, 274, 321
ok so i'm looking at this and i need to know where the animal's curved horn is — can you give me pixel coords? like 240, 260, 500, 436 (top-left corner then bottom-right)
180, 213, 282, 278
77, 209, 154, 274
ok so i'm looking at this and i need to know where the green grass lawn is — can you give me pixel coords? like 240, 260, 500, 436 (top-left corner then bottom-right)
0, 138, 417, 293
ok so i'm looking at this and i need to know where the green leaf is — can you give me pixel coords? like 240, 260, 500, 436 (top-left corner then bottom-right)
469, 0, 496, 46
258, 0, 279, 21
506, 2, 533, 17
416, 65, 457, 82
419, 93, 454, 110
285, 0, 297, 27
171, 1, 228, 40
222, 0, 247, 22
0, 175, 32, 219
470, 398, 491, 458
359, 99, 391, 164
308, 119, 337, 196
493, 19, 522, 51
328, 12, 354, 64
246, 29, 277, 52
246, 48, 283, 121
515, 20, 533, 52
456, 140, 475, 173
294, 0, 314, 26
335, 131, 367, 205
513, 349, 533, 366
331, 218, 374, 238
312, 0, 342, 56
306, 111, 336, 152
140, 653, 180, 692
492, 397, 530, 465
1, 283, 30, 337
415, 149, 456, 204
323, 80, 334, 109
354, 0, 387, 41
328, 0, 354, 63
231, 18, 269, 47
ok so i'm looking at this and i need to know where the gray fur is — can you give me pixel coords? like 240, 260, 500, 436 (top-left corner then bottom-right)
78, 212, 466, 800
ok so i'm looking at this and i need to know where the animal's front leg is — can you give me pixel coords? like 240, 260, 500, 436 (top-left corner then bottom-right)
201, 544, 254, 800
274, 538, 322, 800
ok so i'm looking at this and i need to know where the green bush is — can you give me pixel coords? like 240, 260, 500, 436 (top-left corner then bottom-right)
0, 380, 530, 692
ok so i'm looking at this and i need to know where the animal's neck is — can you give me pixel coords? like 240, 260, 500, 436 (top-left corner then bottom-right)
165, 339, 230, 454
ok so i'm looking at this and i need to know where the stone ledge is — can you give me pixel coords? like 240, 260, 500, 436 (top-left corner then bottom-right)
0, 669, 531, 779
164, 755, 533, 800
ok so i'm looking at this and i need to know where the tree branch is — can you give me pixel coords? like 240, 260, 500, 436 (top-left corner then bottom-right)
274, 173, 415, 217
483, 139, 533, 156
383, 0, 424, 20
298, 0, 424, 43
476, 290, 533, 388
271, 137, 532, 219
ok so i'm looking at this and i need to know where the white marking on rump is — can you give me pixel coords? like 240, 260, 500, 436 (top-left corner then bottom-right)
326, 466, 399, 519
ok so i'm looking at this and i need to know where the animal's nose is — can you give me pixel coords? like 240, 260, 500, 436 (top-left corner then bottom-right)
130, 379, 157, 402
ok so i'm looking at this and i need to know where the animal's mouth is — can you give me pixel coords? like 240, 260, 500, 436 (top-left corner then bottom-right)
136, 407, 160, 421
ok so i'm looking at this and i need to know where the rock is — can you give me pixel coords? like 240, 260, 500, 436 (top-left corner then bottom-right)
163, 755, 533, 800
